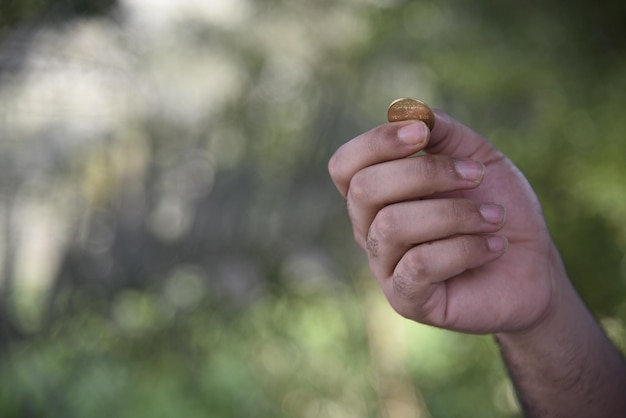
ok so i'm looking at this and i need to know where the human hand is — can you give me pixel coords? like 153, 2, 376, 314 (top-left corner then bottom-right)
328, 110, 566, 334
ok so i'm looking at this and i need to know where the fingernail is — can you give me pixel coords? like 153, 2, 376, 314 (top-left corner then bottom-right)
454, 160, 484, 181
397, 122, 429, 145
487, 235, 507, 252
480, 203, 505, 225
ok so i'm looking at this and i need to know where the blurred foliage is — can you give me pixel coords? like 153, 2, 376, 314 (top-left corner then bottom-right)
0, 0, 116, 35
1, 0, 626, 417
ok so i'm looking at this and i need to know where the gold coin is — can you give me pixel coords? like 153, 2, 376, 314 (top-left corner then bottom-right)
387, 98, 435, 130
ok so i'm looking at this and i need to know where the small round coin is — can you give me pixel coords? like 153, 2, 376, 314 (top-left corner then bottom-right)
387, 98, 435, 130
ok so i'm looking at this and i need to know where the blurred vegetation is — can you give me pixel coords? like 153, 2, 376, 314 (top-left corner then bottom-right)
1, 0, 626, 417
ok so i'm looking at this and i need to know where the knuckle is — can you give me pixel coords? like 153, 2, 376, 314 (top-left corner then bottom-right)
458, 236, 476, 258
389, 273, 428, 321
403, 249, 430, 281
345, 197, 356, 223
366, 206, 402, 258
327, 152, 343, 181
344, 201, 363, 249
371, 206, 399, 242
416, 155, 440, 181
388, 282, 416, 319
389, 249, 441, 322
365, 232, 379, 258
447, 199, 471, 223
392, 272, 416, 301
347, 170, 371, 204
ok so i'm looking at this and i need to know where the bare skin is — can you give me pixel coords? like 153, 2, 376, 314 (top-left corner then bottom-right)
328, 111, 626, 417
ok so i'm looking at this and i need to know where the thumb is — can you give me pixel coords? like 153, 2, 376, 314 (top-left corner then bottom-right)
427, 110, 503, 163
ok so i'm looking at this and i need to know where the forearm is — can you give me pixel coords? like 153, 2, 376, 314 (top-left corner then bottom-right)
496, 251, 626, 418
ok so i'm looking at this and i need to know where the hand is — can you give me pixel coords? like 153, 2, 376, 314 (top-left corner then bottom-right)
329, 111, 564, 334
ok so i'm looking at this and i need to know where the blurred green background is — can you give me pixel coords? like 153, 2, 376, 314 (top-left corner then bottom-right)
1, 0, 626, 417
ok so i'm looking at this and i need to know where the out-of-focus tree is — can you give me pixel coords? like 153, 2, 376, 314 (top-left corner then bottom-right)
1, 0, 116, 28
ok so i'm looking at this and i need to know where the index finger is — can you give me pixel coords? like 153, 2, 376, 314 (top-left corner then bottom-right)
328, 120, 430, 197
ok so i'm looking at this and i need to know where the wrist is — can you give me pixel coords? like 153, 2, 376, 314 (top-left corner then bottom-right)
493, 245, 626, 418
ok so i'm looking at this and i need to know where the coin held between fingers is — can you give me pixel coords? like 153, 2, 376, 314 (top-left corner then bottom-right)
387, 98, 436, 131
